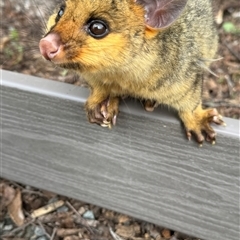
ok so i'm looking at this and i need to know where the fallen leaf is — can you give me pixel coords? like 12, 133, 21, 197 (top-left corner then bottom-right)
0, 36, 10, 52
161, 228, 172, 239
8, 189, 25, 226
61, 215, 76, 228
115, 224, 141, 239
57, 228, 83, 237
118, 214, 131, 224
0, 183, 16, 207
63, 236, 81, 240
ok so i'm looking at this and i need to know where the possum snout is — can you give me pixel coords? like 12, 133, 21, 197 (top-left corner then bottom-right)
39, 33, 63, 62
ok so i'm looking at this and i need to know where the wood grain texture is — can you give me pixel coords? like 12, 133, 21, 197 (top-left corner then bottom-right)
1, 70, 240, 240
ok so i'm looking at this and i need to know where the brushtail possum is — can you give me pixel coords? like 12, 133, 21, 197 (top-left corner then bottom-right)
39, 0, 225, 145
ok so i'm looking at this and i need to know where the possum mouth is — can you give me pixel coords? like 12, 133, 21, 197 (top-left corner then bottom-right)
59, 62, 82, 71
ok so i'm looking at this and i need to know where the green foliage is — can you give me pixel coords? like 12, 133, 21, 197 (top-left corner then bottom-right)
3, 27, 23, 64
9, 27, 20, 41
222, 22, 240, 34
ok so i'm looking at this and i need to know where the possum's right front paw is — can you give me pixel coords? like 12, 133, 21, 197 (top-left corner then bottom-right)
85, 97, 119, 128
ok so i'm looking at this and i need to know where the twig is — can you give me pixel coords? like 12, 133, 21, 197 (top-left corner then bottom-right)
8, 181, 24, 189
9, 181, 46, 197
31, 200, 65, 218
2, 219, 35, 237
37, 220, 51, 239
50, 227, 57, 240
224, 41, 240, 62
224, 75, 234, 97
66, 201, 94, 234
22, 189, 46, 197
109, 227, 125, 240
65, 201, 81, 216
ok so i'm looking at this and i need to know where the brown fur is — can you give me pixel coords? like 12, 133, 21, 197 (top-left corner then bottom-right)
40, 0, 225, 144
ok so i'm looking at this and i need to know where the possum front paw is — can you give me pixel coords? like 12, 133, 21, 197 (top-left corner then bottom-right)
179, 106, 226, 146
85, 97, 119, 128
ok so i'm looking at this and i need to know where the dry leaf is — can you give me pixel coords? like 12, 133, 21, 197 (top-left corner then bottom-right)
118, 214, 131, 224
0, 36, 10, 52
57, 228, 83, 237
0, 183, 16, 207
63, 236, 81, 240
61, 215, 76, 228
161, 229, 172, 239
115, 224, 141, 238
8, 189, 25, 226
131, 238, 146, 240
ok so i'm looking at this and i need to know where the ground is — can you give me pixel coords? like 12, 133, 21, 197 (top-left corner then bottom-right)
0, 1, 240, 240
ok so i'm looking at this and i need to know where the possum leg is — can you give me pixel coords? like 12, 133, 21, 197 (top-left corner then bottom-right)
179, 105, 225, 145
85, 93, 119, 128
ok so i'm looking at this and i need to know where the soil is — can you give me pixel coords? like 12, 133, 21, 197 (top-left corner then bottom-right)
0, 1, 240, 240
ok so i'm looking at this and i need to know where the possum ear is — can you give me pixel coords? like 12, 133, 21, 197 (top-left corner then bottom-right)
136, 0, 188, 29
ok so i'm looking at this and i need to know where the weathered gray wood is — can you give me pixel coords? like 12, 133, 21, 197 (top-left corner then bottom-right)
1, 70, 240, 240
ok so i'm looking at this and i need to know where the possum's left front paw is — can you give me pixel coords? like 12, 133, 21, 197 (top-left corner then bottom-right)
179, 106, 226, 146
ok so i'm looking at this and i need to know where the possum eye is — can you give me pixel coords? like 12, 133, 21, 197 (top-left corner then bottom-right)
58, 8, 64, 17
56, 6, 65, 22
87, 20, 109, 39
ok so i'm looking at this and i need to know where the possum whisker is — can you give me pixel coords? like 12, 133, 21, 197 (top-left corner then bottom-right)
32, 0, 48, 32
200, 57, 223, 62
197, 59, 219, 77
121, 98, 132, 115
1, 59, 9, 68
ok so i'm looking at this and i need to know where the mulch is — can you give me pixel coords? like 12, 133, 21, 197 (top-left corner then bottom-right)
0, 179, 201, 240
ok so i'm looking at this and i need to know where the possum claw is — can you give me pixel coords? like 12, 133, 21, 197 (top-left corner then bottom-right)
180, 107, 225, 145
86, 97, 119, 127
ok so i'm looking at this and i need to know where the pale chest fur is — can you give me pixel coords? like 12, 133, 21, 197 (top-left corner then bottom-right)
82, 68, 185, 105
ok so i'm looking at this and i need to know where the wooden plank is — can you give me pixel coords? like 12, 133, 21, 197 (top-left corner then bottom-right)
1, 70, 240, 240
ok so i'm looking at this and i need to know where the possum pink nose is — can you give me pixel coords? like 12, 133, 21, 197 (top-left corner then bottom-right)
39, 33, 62, 61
